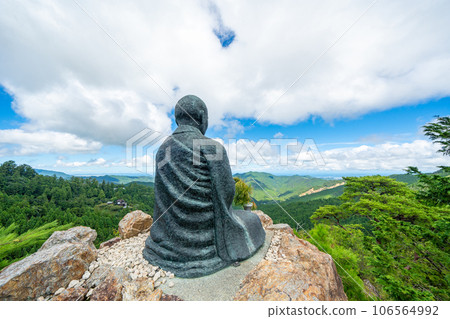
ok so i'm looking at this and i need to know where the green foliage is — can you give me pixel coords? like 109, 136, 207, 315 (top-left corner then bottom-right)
0, 221, 71, 269
299, 223, 372, 300
0, 161, 155, 269
258, 197, 341, 231
233, 177, 253, 207
310, 176, 450, 301
405, 166, 450, 206
423, 115, 450, 156
404, 116, 450, 206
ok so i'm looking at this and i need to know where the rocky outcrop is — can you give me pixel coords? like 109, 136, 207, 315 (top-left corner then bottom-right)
52, 286, 88, 301
1, 210, 347, 301
0, 226, 97, 301
266, 223, 294, 235
39, 226, 96, 251
254, 210, 274, 228
234, 220, 347, 301
161, 294, 183, 301
90, 267, 130, 301
118, 210, 153, 239
122, 278, 162, 301
59, 232, 176, 301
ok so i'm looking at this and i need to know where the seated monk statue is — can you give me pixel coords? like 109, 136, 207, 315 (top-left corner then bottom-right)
143, 95, 265, 278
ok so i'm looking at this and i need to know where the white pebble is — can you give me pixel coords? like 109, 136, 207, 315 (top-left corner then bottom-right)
68, 280, 79, 289
54, 287, 65, 295
82, 271, 91, 280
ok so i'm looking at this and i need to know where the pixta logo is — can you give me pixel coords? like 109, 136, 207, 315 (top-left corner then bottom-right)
126, 128, 325, 174
126, 128, 168, 175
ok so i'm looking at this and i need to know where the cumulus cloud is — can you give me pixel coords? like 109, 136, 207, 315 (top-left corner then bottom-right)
55, 157, 108, 167
319, 140, 447, 172
1, 0, 449, 164
0, 0, 450, 178
44, 137, 445, 174
12, 81, 172, 145
215, 138, 447, 173
0, 129, 101, 155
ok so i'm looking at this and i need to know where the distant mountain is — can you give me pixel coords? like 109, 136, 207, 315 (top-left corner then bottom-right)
89, 175, 154, 185
240, 170, 444, 203
233, 171, 344, 201
34, 169, 72, 179
34, 169, 154, 185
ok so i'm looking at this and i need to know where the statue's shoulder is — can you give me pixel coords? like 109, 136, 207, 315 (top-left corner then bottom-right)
196, 136, 226, 155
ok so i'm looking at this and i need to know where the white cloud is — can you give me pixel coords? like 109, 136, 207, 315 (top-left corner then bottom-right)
217, 138, 447, 173
319, 140, 447, 172
215, 119, 245, 138
0, 129, 101, 155
55, 157, 109, 168
42, 137, 446, 174
0, 0, 449, 151
12, 81, 173, 145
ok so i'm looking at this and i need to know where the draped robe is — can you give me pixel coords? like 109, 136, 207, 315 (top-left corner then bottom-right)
143, 125, 265, 278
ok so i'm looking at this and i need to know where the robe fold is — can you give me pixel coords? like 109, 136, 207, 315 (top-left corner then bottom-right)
143, 125, 265, 278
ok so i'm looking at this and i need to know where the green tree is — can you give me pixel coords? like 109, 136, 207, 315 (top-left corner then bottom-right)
406, 166, 450, 206
0, 160, 155, 264
301, 223, 371, 300
406, 115, 450, 206
310, 176, 449, 301
423, 115, 450, 156
233, 177, 253, 207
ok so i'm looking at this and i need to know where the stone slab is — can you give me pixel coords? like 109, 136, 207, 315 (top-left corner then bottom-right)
158, 230, 273, 301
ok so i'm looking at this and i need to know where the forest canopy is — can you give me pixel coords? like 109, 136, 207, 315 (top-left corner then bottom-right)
0, 160, 154, 269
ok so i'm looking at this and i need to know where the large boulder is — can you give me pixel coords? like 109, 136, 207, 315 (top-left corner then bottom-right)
0, 226, 97, 301
51, 286, 88, 301
234, 226, 347, 301
253, 210, 274, 229
266, 223, 294, 235
89, 267, 130, 301
118, 210, 153, 239
122, 278, 161, 301
39, 226, 96, 250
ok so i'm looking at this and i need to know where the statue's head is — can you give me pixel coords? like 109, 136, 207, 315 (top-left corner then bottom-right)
175, 95, 208, 135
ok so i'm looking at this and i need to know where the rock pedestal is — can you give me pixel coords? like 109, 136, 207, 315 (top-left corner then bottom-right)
234, 220, 347, 301
0, 211, 347, 301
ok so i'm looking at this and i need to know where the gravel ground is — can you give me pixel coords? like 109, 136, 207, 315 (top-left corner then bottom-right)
53, 229, 276, 300
89, 232, 175, 288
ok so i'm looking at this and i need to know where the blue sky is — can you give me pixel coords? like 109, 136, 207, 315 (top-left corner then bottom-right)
212, 98, 450, 148
1, 83, 447, 176
0, 1, 449, 177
